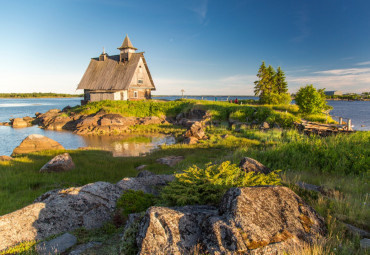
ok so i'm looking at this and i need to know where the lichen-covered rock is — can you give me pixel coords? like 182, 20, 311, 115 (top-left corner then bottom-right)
11, 134, 65, 156
205, 187, 326, 254
137, 206, 218, 255
0, 182, 122, 251
239, 157, 271, 174
135, 186, 326, 255
39, 153, 75, 173
117, 174, 174, 195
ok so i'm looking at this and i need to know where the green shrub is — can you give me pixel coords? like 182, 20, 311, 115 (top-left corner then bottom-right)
295, 84, 332, 114
160, 161, 281, 206
116, 190, 155, 218
259, 92, 291, 105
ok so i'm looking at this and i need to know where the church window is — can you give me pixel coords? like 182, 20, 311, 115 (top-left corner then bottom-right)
134, 91, 138, 98
138, 79, 144, 84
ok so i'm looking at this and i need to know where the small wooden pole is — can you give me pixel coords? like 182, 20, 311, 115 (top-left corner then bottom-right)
347, 119, 352, 131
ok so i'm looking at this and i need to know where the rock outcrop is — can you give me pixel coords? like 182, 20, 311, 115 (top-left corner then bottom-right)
136, 186, 326, 254
117, 174, 174, 195
36, 233, 77, 255
185, 121, 206, 140
0, 155, 13, 161
39, 153, 75, 173
11, 134, 65, 156
11, 118, 28, 128
0, 182, 122, 251
239, 157, 271, 174
0, 172, 176, 252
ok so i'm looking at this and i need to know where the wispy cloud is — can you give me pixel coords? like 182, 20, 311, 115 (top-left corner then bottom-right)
188, 0, 209, 24
288, 67, 370, 93
355, 61, 370, 66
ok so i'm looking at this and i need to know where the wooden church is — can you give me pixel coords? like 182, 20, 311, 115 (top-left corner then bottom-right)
77, 35, 155, 103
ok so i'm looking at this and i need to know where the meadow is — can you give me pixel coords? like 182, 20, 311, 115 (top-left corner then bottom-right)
0, 100, 368, 254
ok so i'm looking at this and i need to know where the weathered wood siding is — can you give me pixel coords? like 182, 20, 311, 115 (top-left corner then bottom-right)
128, 89, 151, 100
129, 58, 154, 89
90, 90, 128, 101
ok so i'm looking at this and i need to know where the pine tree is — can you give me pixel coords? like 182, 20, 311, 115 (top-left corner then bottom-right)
266, 65, 276, 94
254, 62, 290, 105
275, 67, 288, 94
254, 61, 269, 97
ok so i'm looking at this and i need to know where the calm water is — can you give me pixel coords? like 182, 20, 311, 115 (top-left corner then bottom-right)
0, 97, 369, 156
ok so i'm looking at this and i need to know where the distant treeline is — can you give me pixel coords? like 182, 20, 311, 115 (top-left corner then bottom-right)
0, 93, 83, 98
325, 93, 370, 100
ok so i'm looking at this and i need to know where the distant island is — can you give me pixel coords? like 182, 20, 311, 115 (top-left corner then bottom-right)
0, 93, 83, 98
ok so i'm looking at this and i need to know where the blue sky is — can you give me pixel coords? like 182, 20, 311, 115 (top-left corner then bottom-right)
0, 0, 369, 95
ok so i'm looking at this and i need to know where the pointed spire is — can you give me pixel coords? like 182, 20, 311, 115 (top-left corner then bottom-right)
118, 35, 137, 50
103, 47, 105, 54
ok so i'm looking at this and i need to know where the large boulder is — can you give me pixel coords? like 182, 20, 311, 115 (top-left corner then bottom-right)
11, 134, 65, 156
137, 206, 218, 255
0, 182, 122, 251
39, 153, 75, 173
12, 118, 28, 128
135, 186, 326, 254
239, 157, 271, 174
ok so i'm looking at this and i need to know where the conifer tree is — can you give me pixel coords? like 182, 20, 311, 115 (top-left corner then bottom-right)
266, 65, 276, 94
275, 67, 288, 94
254, 62, 290, 105
254, 61, 268, 97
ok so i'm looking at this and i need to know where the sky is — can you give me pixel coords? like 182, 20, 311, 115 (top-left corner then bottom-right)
0, 0, 369, 95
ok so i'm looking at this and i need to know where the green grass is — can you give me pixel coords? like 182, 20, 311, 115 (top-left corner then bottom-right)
69, 99, 311, 128
1, 115, 369, 254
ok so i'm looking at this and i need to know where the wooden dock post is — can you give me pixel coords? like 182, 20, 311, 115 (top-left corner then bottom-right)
347, 119, 352, 131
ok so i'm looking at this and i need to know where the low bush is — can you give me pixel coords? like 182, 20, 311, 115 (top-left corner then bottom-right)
160, 161, 281, 206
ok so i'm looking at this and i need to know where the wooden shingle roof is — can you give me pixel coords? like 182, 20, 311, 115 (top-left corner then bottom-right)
77, 53, 155, 91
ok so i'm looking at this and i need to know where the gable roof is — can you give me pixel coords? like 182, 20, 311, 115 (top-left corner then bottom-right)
77, 53, 155, 91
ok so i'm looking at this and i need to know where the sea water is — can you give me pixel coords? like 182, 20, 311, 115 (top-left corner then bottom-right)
0, 97, 369, 156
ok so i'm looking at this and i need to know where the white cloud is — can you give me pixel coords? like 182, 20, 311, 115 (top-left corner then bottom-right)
288, 67, 370, 93
355, 61, 370, 66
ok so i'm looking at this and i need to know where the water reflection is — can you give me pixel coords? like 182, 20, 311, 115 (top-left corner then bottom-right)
0, 125, 175, 157
79, 134, 176, 157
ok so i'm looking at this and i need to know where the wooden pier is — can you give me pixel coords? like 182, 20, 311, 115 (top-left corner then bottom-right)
295, 117, 355, 136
